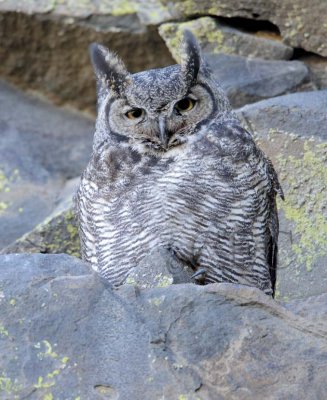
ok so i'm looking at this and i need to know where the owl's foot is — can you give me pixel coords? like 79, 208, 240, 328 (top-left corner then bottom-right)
191, 268, 206, 284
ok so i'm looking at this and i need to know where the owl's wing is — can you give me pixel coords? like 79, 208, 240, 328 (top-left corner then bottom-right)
265, 156, 284, 297
74, 175, 99, 270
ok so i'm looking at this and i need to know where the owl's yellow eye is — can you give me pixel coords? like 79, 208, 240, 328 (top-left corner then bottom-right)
175, 97, 196, 113
125, 108, 144, 120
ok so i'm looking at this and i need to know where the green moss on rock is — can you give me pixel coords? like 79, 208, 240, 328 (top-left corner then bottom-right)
277, 141, 327, 271
2, 205, 81, 257
257, 129, 327, 276
159, 18, 234, 62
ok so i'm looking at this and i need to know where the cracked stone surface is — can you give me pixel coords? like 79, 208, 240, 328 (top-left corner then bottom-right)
159, 17, 294, 61
0, 253, 326, 399
237, 90, 327, 301
160, 0, 327, 57
206, 53, 312, 108
0, 81, 93, 250
0, 6, 174, 112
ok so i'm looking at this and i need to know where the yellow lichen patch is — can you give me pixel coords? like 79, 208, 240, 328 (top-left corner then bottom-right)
35, 340, 58, 360
276, 141, 327, 271
0, 170, 8, 192
14, 206, 81, 257
159, 18, 233, 62
149, 296, 165, 307
98, 0, 136, 16
34, 376, 55, 389
0, 202, 8, 215
125, 276, 137, 285
155, 273, 173, 288
9, 299, 16, 306
168, 0, 204, 16
32, 355, 70, 394
0, 324, 9, 337
46, 370, 60, 379
0, 374, 22, 396
1, 336, 70, 398
43, 340, 58, 359
0, 168, 20, 215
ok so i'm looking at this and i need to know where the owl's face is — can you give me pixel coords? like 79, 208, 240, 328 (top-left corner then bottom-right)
90, 31, 230, 154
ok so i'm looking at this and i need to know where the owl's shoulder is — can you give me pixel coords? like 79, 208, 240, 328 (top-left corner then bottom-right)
84, 142, 140, 185
192, 117, 256, 160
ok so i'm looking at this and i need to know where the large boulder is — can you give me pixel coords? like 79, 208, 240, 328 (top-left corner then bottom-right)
1, 196, 80, 258
159, 17, 294, 60
1, 1, 326, 112
206, 53, 311, 108
158, 18, 313, 108
236, 90, 327, 301
0, 81, 93, 250
0, 253, 326, 399
0, 2, 174, 112
160, 0, 327, 57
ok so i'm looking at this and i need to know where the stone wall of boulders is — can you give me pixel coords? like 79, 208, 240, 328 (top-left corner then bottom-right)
0, 3, 327, 397
1, 0, 326, 302
0, 253, 326, 400
1, 0, 327, 112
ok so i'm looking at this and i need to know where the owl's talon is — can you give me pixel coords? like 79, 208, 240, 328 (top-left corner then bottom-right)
191, 268, 206, 282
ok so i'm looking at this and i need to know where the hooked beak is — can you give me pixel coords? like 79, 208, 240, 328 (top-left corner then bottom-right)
159, 117, 168, 149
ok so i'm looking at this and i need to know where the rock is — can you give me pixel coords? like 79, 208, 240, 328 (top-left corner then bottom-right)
159, 17, 294, 61
159, 17, 314, 108
0, 4, 174, 112
238, 90, 327, 140
236, 91, 327, 301
125, 248, 194, 288
1, 1, 326, 112
161, 0, 327, 57
1, 179, 81, 257
0, 80, 93, 250
286, 293, 327, 323
0, 253, 326, 399
206, 53, 312, 108
300, 55, 327, 90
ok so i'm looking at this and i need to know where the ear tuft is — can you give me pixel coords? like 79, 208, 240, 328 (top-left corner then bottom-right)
89, 43, 131, 96
180, 30, 201, 88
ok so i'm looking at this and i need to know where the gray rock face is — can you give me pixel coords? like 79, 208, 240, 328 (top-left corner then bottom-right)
0, 81, 93, 249
0, 7, 174, 112
206, 53, 312, 108
2, 178, 81, 257
302, 56, 327, 91
236, 91, 327, 301
238, 89, 327, 140
160, 17, 294, 61
126, 248, 194, 287
1, 1, 326, 113
161, 0, 327, 57
0, 254, 326, 399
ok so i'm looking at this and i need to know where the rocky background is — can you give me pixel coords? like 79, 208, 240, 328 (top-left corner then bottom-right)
0, 1, 327, 398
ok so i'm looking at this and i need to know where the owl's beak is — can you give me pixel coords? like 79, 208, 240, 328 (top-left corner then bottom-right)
159, 117, 168, 149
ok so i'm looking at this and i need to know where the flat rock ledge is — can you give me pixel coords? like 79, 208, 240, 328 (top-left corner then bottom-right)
0, 253, 326, 400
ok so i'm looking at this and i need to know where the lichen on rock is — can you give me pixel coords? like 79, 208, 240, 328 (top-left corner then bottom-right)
2, 206, 81, 258
276, 140, 327, 272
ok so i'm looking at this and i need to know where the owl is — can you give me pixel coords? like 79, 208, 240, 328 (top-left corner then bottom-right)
75, 31, 283, 297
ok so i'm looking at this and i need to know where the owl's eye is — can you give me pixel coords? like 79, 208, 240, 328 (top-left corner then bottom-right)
175, 97, 196, 113
125, 108, 145, 120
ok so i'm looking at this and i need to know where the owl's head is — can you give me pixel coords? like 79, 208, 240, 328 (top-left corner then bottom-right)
90, 31, 231, 154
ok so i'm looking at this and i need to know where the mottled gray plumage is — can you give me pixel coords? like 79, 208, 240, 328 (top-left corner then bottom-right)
75, 31, 283, 296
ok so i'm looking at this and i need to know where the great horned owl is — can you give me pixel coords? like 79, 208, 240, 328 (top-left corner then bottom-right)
75, 31, 283, 296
